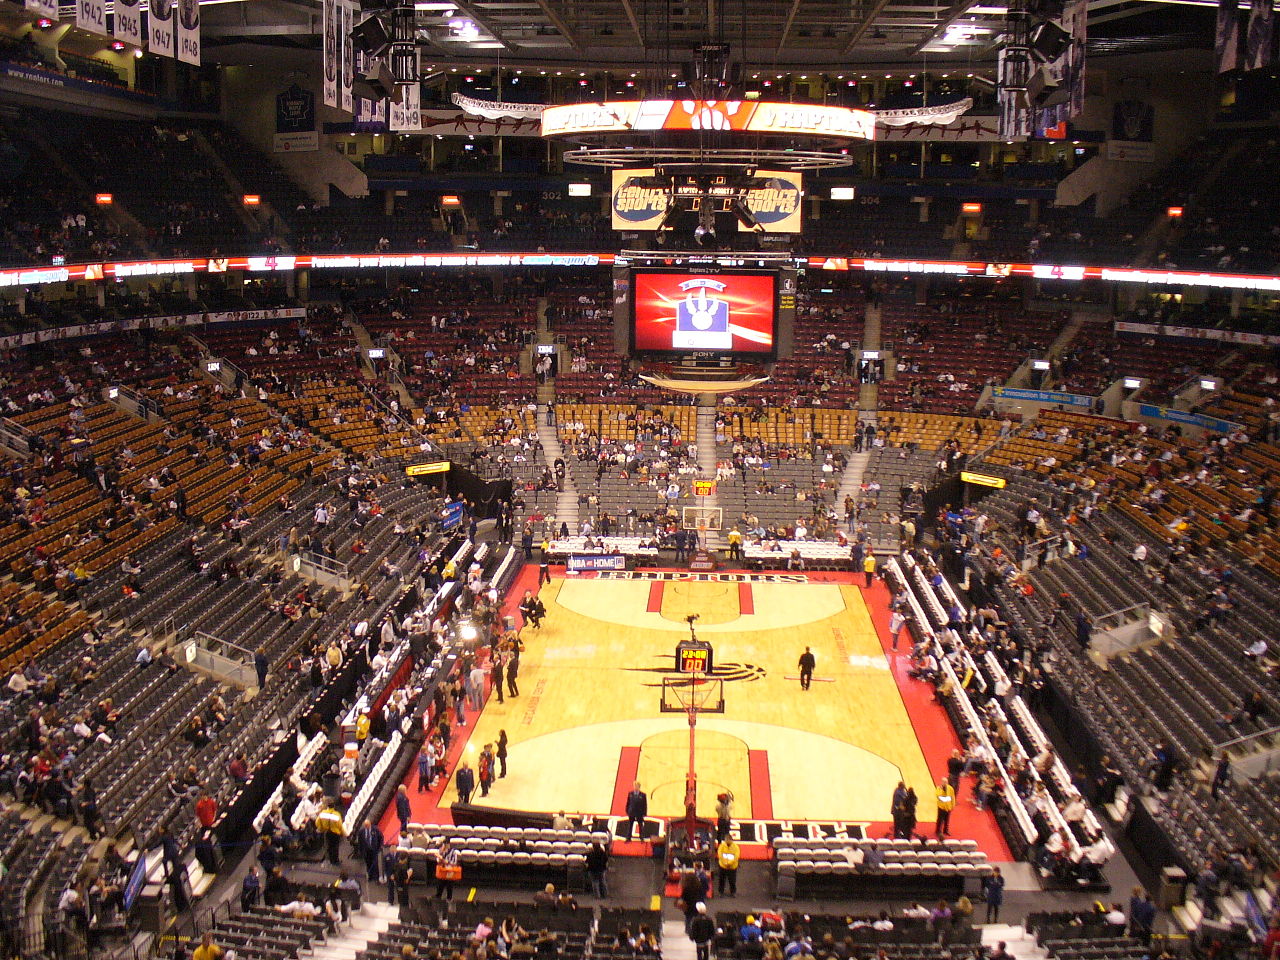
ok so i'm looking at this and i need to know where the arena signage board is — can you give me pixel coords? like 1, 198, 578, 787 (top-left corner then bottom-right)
439, 502, 465, 530
9, 252, 1280, 296
1115, 320, 1280, 347
960, 471, 1007, 489
405, 461, 450, 477
991, 386, 1094, 407
542, 100, 875, 140
567, 554, 627, 572
1136, 405, 1241, 434
610, 168, 802, 232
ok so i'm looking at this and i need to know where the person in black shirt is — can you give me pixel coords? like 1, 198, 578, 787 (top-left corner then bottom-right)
797, 647, 816, 691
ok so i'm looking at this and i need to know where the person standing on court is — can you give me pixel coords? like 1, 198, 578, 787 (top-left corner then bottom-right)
456, 761, 476, 804
716, 835, 740, 896
863, 550, 877, 588
468, 662, 487, 712
496, 729, 509, 778
891, 781, 909, 838
478, 743, 495, 797
506, 651, 520, 698
490, 654, 505, 705
625, 781, 648, 840
935, 779, 956, 837
715, 790, 734, 842
798, 647, 816, 690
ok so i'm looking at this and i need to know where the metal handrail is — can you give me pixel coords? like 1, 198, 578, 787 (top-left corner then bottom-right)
1215, 723, 1280, 754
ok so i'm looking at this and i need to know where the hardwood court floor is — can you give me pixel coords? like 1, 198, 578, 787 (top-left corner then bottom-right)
438, 572, 938, 825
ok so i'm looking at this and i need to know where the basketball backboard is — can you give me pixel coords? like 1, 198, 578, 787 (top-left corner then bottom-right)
681, 505, 723, 532
660, 674, 725, 714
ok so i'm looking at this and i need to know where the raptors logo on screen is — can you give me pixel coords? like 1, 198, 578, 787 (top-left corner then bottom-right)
674, 279, 732, 349
632, 272, 776, 355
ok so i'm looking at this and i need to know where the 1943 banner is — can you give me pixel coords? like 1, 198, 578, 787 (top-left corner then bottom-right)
113, 0, 144, 46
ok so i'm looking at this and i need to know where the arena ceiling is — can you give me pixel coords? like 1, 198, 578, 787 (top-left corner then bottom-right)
199, 0, 1214, 73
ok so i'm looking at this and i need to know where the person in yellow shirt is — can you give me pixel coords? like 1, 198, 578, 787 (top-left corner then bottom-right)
727, 527, 743, 561
355, 711, 371, 743
315, 801, 346, 864
862, 550, 877, 588
715, 836, 740, 897
193, 932, 224, 960
935, 779, 956, 837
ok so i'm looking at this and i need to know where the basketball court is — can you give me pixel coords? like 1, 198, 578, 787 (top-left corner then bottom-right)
388, 567, 1011, 861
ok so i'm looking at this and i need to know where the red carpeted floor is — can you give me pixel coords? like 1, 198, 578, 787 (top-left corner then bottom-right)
376, 562, 550, 840
859, 575, 1013, 862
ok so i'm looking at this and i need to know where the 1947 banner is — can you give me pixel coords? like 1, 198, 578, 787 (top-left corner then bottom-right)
148, 0, 174, 57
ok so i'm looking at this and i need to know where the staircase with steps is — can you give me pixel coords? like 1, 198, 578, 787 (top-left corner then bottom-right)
310, 901, 400, 960
695, 401, 725, 550
982, 923, 1048, 960
537, 397, 580, 536
859, 302, 883, 412
661, 919, 698, 960
835, 449, 873, 526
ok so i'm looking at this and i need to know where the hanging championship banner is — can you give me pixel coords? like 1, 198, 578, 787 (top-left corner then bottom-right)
1245, 0, 1276, 70
389, 82, 421, 132
1217, 0, 1242, 73
1036, 0, 1087, 132
340, 0, 354, 113
148, 0, 174, 57
25, 0, 57, 21
322, 0, 338, 108
76, 0, 107, 36
113, 0, 143, 46
176, 0, 200, 65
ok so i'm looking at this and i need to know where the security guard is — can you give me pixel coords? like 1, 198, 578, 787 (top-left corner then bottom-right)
715, 835, 740, 897
935, 779, 957, 838
315, 799, 346, 865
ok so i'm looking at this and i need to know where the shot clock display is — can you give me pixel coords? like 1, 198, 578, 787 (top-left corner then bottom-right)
676, 638, 714, 674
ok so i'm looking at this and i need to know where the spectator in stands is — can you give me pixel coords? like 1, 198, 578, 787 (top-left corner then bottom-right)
195, 791, 217, 829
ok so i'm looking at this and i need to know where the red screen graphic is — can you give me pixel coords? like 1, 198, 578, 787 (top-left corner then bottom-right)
632, 272, 776, 355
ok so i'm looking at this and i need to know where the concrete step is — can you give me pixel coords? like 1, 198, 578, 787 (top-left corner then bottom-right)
980, 924, 1048, 960
661, 919, 697, 960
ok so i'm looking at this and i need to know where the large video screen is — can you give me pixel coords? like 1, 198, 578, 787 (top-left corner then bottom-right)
631, 270, 777, 355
